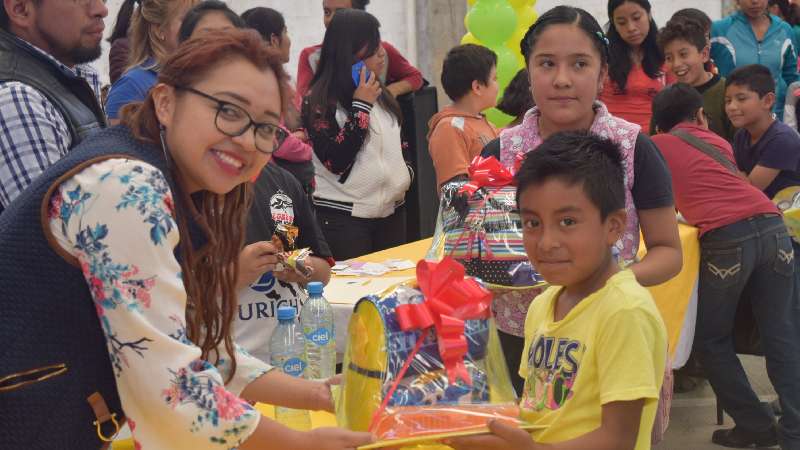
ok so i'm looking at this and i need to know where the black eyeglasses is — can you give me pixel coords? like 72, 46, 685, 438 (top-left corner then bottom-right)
175, 86, 287, 154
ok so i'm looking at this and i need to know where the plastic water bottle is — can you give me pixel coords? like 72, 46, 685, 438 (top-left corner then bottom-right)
269, 306, 311, 431
301, 281, 336, 380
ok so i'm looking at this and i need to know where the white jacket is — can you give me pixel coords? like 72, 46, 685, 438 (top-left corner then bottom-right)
313, 103, 411, 218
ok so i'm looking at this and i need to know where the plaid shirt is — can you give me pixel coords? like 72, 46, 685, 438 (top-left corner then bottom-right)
0, 37, 102, 208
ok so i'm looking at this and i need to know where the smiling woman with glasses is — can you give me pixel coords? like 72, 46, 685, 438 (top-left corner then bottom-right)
0, 28, 372, 450
176, 85, 288, 154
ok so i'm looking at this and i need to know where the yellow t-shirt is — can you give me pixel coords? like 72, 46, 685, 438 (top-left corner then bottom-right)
519, 270, 667, 450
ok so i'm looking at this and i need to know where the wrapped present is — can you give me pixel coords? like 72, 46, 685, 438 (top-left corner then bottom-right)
337, 258, 524, 448
773, 186, 800, 244
430, 156, 545, 289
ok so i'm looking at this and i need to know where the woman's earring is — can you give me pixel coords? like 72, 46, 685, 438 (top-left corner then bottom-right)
159, 124, 172, 167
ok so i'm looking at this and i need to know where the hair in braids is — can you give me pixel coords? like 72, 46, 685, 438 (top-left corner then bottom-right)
119, 29, 289, 381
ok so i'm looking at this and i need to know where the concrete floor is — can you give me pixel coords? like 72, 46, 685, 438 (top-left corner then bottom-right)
655, 355, 780, 450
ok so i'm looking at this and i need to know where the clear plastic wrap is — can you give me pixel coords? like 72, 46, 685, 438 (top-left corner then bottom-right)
773, 186, 800, 244
337, 258, 526, 447
428, 156, 546, 290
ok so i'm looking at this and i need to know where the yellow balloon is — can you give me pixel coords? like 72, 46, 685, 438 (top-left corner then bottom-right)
506, 26, 527, 51
517, 6, 537, 28
467, 0, 476, 5
461, 32, 481, 46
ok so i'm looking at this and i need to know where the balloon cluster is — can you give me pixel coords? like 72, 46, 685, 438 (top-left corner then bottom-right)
462, 0, 537, 127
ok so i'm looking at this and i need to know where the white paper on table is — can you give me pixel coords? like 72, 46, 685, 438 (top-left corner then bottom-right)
325, 276, 414, 305
385, 259, 417, 270
359, 262, 391, 276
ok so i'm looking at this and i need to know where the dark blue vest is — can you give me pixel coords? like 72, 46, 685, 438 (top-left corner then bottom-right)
0, 126, 187, 449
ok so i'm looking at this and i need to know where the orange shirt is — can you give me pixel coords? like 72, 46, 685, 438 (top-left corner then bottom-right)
599, 65, 666, 132
427, 106, 499, 186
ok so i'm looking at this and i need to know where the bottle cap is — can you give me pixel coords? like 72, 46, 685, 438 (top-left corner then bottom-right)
277, 306, 297, 321
307, 281, 324, 296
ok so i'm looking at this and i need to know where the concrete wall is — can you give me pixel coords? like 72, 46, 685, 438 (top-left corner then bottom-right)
96, 0, 724, 86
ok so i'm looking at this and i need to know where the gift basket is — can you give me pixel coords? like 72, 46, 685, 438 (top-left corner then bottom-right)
427, 156, 548, 337
429, 156, 545, 289
337, 258, 528, 448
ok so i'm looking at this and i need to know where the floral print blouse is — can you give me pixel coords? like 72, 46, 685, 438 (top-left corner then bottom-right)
301, 98, 373, 180
48, 158, 271, 449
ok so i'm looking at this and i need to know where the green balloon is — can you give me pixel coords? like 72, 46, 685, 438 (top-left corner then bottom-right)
495, 46, 524, 90
484, 107, 515, 128
467, 0, 517, 46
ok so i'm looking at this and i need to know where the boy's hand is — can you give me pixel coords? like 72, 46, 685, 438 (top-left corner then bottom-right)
274, 265, 314, 284
236, 241, 280, 290
447, 420, 538, 450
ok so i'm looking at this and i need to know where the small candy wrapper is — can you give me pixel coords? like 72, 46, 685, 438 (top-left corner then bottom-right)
273, 223, 300, 251
275, 247, 313, 278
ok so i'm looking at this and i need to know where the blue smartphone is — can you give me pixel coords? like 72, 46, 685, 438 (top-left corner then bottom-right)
351, 61, 371, 87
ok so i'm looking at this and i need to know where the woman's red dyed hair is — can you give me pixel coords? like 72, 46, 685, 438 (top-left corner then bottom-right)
120, 29, 289, 381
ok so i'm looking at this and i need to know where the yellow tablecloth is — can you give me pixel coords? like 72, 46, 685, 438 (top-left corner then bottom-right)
346, 225, 700, 361
637, 224, 700, 360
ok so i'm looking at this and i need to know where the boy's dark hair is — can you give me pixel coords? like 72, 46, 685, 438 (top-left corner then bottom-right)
727, 64, 776, 98
607, 0, 664, 93
521, 5, 608, 66
657, 17, 707, 52
515, 131, 626, 220
671, 8, 712, 33
242, 7, 286, 42
497, 68, 534, 117
352, 0, 370, 9
652, 83, 704, 133
178, 0, 246, 43
441, 44, 497, 101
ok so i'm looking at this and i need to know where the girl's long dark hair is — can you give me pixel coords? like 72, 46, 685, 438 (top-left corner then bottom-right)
108, 0, 137, 43
607, 0, 663, 92
306, 9, 401, 122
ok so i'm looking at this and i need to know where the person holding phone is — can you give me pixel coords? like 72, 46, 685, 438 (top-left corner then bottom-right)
301, 9, 411, 260
296, 0, 423, 103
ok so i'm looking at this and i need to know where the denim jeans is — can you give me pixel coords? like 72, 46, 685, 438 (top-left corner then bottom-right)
696, 214, 800, 449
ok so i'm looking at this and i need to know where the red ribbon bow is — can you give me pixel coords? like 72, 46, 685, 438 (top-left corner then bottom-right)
458, 155, 516, 197
395, 258, 492, 385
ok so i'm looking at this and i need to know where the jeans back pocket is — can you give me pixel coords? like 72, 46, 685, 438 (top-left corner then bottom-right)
773, 232, 796, 277
702, 246, 743, 290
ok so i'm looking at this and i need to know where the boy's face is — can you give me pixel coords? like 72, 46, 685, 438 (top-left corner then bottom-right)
725, 83, 775, 129
476, 66, 500, 111
663, 39, 710, 87
518, 178, 625, 288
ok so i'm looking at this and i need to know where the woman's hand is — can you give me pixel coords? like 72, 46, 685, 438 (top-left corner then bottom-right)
353, 67, 381, 104
302, 427, 375, 450
308, 374, 341, 413
236, 241, 280, 290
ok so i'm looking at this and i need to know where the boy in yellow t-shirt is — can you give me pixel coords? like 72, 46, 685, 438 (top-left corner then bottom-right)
450, 131, 668, 450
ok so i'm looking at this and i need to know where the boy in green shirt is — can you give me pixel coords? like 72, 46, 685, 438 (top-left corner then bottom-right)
656, 17, 736, 141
